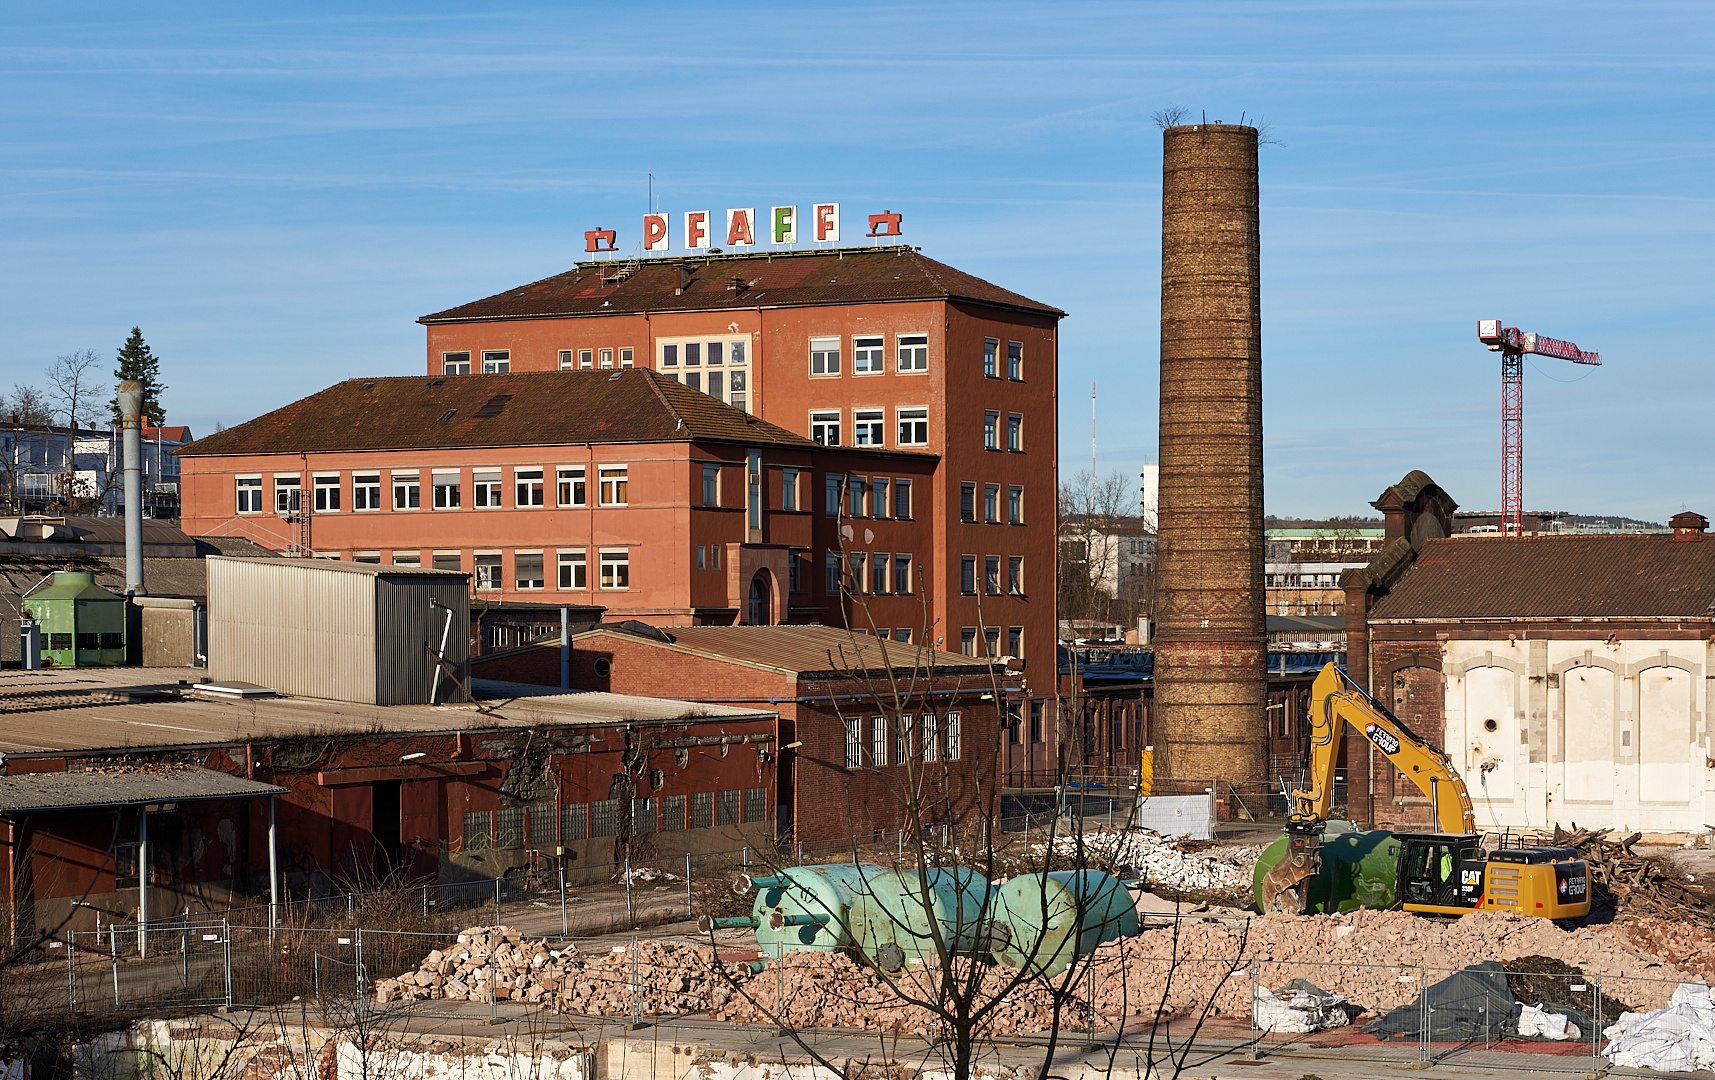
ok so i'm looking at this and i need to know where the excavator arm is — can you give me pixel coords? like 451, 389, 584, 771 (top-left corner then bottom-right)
1261, 663, 1475, 912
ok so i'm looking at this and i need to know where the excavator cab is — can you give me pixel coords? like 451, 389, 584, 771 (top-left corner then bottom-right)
1396, 832, 1485, 913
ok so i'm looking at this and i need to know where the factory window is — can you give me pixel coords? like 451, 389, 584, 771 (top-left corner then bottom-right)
527, 802, 554, 846
894, 479, 912, 519
1008, 414, 1023, 451
598, 465, 628, 505
781, 468, 800, 512
825, 473, 844, 517
631, 797, 656, 834
1009, 556, 1024, 595
983, 412, 999, 449
870, 716, 888, 766
561, 802, 587, 841
945, 712, 962, 760
689, 791, 714, 830
432, 471, 460, 509
556, 550, 585, 589
744, 787, 766, 824
275, 476, 301, 514
353, 474, 381, 511
481, 350, 510, 373
854, 409, 884, 446
896, 715, 914, 763
313, 475, 341, 512
1009, 485, 1024, 524
984, 625, 1001, 656
983, 339, 999, 378
473, 469, 503, 507
703, 463, 721, 507
235, 476, 263, 514
496, 806, 523, 848
559, 350, 573, 370
599, 348, 615, 370
661, 794, 686, 832
854, 336, 885, 374
985, 484, 1000, 522
432, 551, 460, 572
1007, 342, 1023, 380
811, 410, 841, 446
557, 466, 586, 507
516, 468, 545, 507
894, 554, 912, 594
897, 407, 929, 446
442, 352, 471, 375
961, 556, 977, 595
717, 789, 741, 827
393, 472, 420, 510
960, 628, 977, 657
898, 334, 928, 372
870, 553, 889, 594
591, 799, 618, 837
960, 482, 976, 522
514, 552, 544, 590
463, 810, 491, 850
474, 553, 502, 590
1008, 626, 1023, 657
598, 550, 629, 590
924, 713, 940, 761
810, 336, 841, 376
844, 717, 863, 770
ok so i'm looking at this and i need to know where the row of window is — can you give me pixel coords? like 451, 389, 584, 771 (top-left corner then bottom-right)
1266, 573, 1343, 588
959, 482, 1026, 524
1003, 700, 1049, 745
961, 625, 1025, 659
959, 554, 1026, 596
1278, 600, 1340, 616
462, 787, 766, 847
807, 406, 1023, 453
842, 712, 963, 770
825, 551, 914, 595
441, 350, 514, 375
344, 548, 631, 591
823, 474, 915, 519
238, 466, 632, 515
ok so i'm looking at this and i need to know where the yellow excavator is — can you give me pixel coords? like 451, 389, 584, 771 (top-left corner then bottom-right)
1258, 663, 1590, 920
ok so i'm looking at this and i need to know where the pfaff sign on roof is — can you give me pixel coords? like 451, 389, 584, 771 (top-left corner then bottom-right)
586, 204, 904, 254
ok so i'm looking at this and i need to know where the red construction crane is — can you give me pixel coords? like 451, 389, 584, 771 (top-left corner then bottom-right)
1477, 320, 1601, 536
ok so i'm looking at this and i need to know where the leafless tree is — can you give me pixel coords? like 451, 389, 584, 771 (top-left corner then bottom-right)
1151, 106, 1188, 129
1059, 468, 1144, 635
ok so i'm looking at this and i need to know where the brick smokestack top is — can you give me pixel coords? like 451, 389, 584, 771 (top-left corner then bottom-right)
1153, 122, 1267, 783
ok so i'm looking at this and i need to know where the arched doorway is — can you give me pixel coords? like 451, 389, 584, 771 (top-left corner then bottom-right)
747, 571, 773, 625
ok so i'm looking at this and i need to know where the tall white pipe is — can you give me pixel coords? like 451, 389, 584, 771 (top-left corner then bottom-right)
137, 807, 149, 957
118, 380, 146, 595
268, 796, 280, 932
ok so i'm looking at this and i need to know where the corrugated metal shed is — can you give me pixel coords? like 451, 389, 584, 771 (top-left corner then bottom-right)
0, 766, 286, 813
208, 557, 470, 705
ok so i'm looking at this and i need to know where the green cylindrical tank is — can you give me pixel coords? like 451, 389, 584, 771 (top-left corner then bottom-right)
26, 572, 126, 668
739, 864, 887, 956
1252, 827, 1400, 914
992, 870, 1139, 977
848, 867, 992, 972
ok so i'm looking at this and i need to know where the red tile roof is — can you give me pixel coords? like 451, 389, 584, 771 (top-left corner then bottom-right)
1368, 533, 1715, 621
419, 247, 1064, 323
179, 369, 831, 457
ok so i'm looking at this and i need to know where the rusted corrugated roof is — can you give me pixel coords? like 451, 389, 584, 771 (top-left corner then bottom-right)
0, 766, 286, 813
419, 247, 1064, 323
1368, 534, 1715, 621
180, 369, 816, 458
575, 623, 1006, 679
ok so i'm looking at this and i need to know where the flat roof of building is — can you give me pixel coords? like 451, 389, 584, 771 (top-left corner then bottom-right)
0, 766, 286, 814
0, 667, 775, 757
571, 623, 1008, 680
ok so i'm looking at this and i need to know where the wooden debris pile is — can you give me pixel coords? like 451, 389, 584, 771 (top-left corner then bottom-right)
1552, 825, 1713, 925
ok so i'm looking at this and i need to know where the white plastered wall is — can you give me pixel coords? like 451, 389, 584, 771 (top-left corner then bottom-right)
1442, 637, 1713, 834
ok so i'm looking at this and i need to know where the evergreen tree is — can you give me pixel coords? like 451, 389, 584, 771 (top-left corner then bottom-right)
109, 326, 167, 426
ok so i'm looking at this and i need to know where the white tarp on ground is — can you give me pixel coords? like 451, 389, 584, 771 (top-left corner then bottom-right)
1252, 984, 1352, 1033
1604, 983, 1715, 1072
1133, 793, 1214, 840
1519, 1003, 1580, 1041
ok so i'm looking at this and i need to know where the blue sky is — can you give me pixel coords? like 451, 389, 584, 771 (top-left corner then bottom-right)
3, 2, 1710, 519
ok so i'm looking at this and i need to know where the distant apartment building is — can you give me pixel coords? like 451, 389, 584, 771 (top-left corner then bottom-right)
178, 370, 941, 635
1263, 527, 1383, 618
2, 421, 190, 518
413, 245, 1062, 669
1057, 514, 1155, 641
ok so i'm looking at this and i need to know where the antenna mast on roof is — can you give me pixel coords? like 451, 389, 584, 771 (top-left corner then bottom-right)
1091, 380, 1097, 494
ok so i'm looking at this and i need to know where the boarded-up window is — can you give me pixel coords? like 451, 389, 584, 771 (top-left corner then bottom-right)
717, 789, 741, 827
690, 792, 714, 830
561, 803, 587, 842
464, 810, 491, 850
744, 787, 766, 824
661, 794, 686, 832
497, 806, 524, 848
591, 799, 618, 838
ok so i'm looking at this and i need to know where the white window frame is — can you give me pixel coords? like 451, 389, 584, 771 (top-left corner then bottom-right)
1007, 341, 1023, 380
235, 475, 263, 514
353, 473, 382, 511
431, 470, 461, 509
442, 351, 471, 375
579, 349, 594, 369
810, 336, 841, 377
1007, 413, 1023, 451
983, 338, 999, 378
599, 348, 614, 369
853, 409, 884, 447
897, 333, 928, 373
782, 468, 800, 512
472, 469, 503, 508
844, 717, 863, 770
557, 550, 587, 589
599, 465, 628, 506
853, 336, 885, 374
514, 550, 545, 590
893, 553, 912, 594
515, 467, 545, 507
893, 479, 912, 519
392, 471, 420, 510
1009, 485, 1024, 524
945, 712, 962, 761
312, 474, 341, 513
810, 410, 840, 446
557, 466, 586, 507
619, 347, 635, 368
481, 350, 510, 373
274, 475, 302, 515
391, 550, 421, 566
598, 549, 630, 590
983, 411, 999, 450
473, 552, 502, 590
897, 407, 929, 447
559, 350, 573, 370
870, 716, 887, 766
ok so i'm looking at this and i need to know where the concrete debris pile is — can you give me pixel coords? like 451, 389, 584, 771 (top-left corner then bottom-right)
1032, 828, 1260, 900
375, 927, 746, 1016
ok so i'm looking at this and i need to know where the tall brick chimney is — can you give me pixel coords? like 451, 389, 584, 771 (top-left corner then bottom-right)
1151, 122, 1267, 784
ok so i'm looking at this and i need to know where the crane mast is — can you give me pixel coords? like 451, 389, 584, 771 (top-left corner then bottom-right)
1477, 321, 1601, 536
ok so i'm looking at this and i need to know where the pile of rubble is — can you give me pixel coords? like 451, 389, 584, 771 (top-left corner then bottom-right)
374, 927, 745, 1014
1554, 826, 1714, 925
1032, 828, 1260, 900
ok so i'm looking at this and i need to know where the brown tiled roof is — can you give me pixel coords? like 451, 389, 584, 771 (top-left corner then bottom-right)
1367, 534, 1715, 621
179, 369, 819, 457
574, 624, 1005, 680
419, 247, 1064, 323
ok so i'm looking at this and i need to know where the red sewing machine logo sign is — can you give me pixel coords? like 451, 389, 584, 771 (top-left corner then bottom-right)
585, 204, 903, 254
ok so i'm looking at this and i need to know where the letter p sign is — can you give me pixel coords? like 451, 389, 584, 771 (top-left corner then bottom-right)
643, 214, 668, 252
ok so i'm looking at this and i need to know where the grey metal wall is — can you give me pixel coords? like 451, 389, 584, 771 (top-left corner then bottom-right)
209, 558, 379, 702
374, 574, 470, 706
